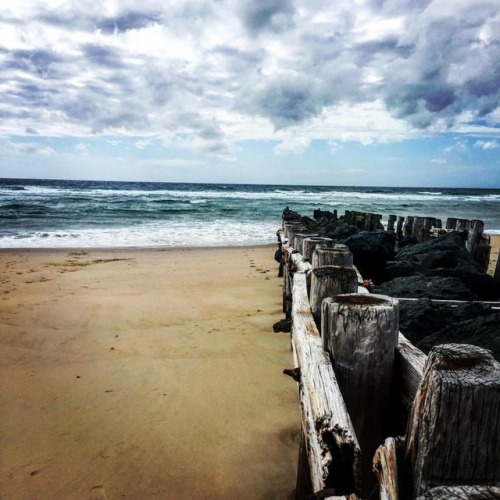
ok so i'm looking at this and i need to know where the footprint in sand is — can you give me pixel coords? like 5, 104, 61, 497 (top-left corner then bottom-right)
90, 485, 107, 499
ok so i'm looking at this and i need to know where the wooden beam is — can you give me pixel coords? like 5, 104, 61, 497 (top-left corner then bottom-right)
395, 333, 426, 412
291, 272, 361, 497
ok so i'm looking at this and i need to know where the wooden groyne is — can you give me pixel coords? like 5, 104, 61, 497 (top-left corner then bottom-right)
276, 210, 500, 499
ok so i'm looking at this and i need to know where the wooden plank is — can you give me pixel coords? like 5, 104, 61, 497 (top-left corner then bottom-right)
395, 333, 426, 411
291, 272, 361, 497
405, 344, 500, 497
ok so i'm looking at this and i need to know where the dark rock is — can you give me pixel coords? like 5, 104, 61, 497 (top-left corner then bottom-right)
329, 223, 359, 240
373, 275, 478, 300
383, 260, 415, 281
394, 231, 480, 272
273, 318, 292, 333
416, 313, 500, 362
399, 298, 493, 345
428, 268, 500, 301
343, 231, 396, 282
313, 209, 337, 221
398, 236, 419, 248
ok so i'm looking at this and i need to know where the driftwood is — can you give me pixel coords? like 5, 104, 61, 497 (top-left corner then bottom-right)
405, 344, 500, 497
373, 437, 399, 500
291, 272, 361, 497
321, 293, 399, 495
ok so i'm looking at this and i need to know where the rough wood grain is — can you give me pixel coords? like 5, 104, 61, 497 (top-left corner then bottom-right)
312, 246, 353, 270
303, 237, 334, 261
395, 333, 426, 411
415, 485, 500, 499
309, 266, 358, 324
373, 437, 399, 500
405, 344, 500, 497
321, 293, 399, 494
291, 272, 361, 497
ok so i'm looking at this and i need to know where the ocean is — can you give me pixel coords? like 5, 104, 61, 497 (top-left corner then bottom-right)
1, 178, 499, 248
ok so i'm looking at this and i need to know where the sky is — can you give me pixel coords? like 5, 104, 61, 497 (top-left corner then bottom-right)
0, 0, 499, 187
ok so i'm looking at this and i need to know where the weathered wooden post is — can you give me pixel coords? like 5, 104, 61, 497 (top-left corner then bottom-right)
404, 216, 414, 237
321, 293, 399, 494
302, 237, 333, 261
388, 215, 397, 233
312, 245, 353, 270
396, 216, 404, 241
404, 344, 500, 498
309, 266, 358, 324
293, 232, 319, 254
284, 222, 306, 242
445, 217, 458, 230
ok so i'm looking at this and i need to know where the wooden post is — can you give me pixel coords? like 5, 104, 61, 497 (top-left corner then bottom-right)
293, 232, 319, 254
312, 245, 353, 270
302, 237, 333, 261
396, 216, 404, 241
445, 218, 458, 230
285, 223, 306, 242
373, 437, 399, 500
321, 293, 399, 494
404, 216, 414, 237
309, 266, 358, 325
412, 217, 424, 241
404, 344, 500, 498
388, 215, 397, 233
422, 218, 437, 242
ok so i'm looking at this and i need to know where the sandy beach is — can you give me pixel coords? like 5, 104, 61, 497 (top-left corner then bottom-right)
488, 234, 500, 277
0, 245, 299, 499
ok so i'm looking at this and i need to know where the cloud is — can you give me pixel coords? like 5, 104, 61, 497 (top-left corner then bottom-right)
474, 139, 499, 150
0, 0, 498, 158
11, 142, 55, 156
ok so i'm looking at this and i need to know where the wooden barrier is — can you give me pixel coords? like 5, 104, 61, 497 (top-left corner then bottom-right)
277, 212, 500, 499
278, 230, 362, 499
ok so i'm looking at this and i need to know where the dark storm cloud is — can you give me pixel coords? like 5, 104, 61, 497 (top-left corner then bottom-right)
0, 0, 498, 147
248, 77, 322, 128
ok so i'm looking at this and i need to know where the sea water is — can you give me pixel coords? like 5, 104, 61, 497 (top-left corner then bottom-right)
1, 178, 499, 248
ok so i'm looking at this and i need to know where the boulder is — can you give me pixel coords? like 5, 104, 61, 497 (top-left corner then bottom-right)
373, 275, 478, 301
343, 231, 396, 282
417, 313, 500, 362
399, 298, 493, 345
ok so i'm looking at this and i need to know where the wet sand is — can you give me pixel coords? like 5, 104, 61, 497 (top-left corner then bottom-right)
0, 245, 299, 499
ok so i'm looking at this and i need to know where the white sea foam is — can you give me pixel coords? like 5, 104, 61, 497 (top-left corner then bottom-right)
1, 220, 277, 248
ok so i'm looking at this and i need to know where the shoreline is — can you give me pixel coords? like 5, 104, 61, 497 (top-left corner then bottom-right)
0, 245, 299, 498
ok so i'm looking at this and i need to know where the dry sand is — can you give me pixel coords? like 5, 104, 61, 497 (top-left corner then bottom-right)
487, 234, 500, 277
0, 245, 299, 499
